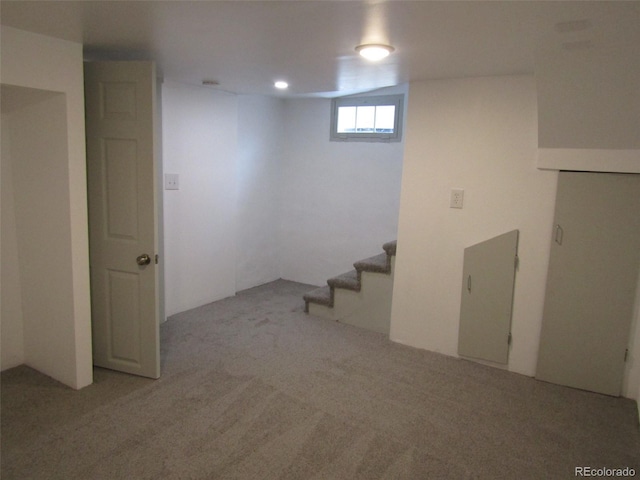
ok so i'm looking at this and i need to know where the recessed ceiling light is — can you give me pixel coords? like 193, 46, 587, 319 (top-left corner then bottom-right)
274, 81, 289, 89
355, 44, 394, 61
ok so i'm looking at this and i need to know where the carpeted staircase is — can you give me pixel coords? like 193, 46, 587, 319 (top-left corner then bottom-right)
303, 241, 397, 334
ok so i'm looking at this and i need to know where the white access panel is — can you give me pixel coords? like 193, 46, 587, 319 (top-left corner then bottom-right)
458, 230, 519, 364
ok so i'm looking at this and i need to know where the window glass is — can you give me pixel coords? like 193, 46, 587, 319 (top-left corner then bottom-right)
331, 94, 403, 142
374, 105, 395, 132
355, 105, 375, 132
337, 106, 356, 133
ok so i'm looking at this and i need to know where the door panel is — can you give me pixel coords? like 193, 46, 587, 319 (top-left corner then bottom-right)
104, 138, 139, 239
536, 172, 640, 396
108, 270, 141, 364
458, 230, 519, 364
85, 61, 160, 379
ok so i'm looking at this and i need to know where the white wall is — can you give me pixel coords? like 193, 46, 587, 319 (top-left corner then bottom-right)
279, 85, 407, 286
235, 95, 284, 291
537, 25, 639, 151
1, 113, 24, 369
536, 14, 640, 173
165, 85, 404, 302
0, 27, 92, 389
162, 81, 238, 316
5, 93, 80, 383
391, 75, 558, 377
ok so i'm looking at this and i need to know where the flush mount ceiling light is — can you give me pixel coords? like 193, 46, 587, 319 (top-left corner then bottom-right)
274, 81, 289, 89
356, 44, 394, 61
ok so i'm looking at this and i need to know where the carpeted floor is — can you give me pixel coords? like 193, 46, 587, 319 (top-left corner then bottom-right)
2, 279, 639, 479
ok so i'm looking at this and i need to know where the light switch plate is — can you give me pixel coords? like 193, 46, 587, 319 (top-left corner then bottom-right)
450, 188, 464, 209
165, 173, 179, 190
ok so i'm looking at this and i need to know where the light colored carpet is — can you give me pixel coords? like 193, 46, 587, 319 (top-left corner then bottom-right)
2, 279, 639, 479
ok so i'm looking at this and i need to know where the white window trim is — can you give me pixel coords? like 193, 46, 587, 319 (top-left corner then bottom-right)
330, 94, 404, 143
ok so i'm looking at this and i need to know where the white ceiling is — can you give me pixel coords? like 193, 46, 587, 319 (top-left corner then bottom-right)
1, 1, 638, 97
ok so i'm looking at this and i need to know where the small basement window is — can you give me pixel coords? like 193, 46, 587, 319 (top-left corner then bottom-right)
330, 94, 404, 142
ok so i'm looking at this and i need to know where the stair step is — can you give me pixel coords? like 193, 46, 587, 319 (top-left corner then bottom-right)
382, 240, 397, 256
354, 253, 390, 274
327, 270, 361, 292
303, 286, 333, 312
303, 240, 397, 315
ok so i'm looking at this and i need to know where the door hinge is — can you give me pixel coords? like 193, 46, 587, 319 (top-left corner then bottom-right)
555, 224, 563, 246
514, 255, 519, 270
155, 254, 159, 265
624, 348, 629, 362
508, 332, 512, 345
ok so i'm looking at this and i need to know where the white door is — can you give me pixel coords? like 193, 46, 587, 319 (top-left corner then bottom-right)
536, 172, 640, 396
458, 230, 519, 364
84, 61, 160, 379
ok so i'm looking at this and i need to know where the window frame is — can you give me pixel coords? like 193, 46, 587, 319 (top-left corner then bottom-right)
330, 94, 404, 143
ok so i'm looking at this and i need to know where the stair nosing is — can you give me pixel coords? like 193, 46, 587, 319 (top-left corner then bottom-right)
303, 285, 334, 310
353, 253, 391, 274
327, 270, 361, 292
382, 240, 397, 257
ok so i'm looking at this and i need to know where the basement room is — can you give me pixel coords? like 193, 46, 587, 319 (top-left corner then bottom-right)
1, 1, 639, 478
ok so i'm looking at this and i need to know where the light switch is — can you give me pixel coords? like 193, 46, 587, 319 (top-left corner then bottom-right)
165, 173, 179, 190
450, 188, 464, 209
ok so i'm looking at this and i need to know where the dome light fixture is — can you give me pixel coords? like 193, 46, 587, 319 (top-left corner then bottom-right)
274, 80, 289, 89
355, 44, 394, 61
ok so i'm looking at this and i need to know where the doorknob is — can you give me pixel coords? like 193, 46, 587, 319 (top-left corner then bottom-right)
136, 253, 151, 266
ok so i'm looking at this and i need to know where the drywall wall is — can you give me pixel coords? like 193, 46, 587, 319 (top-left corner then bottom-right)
537, 15, 639, 150
236, 95, 284, 291
279, 85, 407, 286
4, 93, 80, 386
535, 7, 640, 171
162, 81, 238, 316
0, 113, 24, 369
0, 27, 92, 389
391, 75, 558, 377
164, 85, 404, 305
